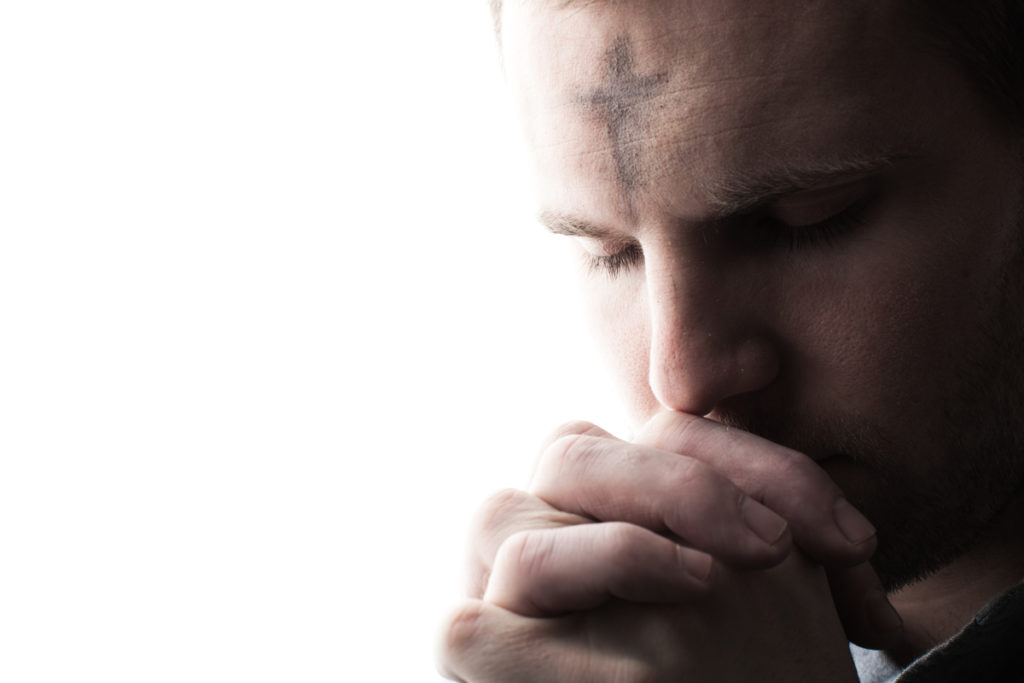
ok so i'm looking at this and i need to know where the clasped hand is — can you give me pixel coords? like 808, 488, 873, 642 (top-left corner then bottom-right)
438, 412, 902, 682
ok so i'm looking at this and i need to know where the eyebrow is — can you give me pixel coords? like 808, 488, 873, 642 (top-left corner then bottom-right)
703, 149, 919, 217
539, 211, 620, 239
538, 148, 921, 238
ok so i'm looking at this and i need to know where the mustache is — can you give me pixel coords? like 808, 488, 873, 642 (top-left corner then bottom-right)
708, 402, 888, 465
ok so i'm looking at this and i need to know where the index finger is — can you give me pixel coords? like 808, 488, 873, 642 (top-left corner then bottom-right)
529, 431, 793, 568
635, 411, 877, 566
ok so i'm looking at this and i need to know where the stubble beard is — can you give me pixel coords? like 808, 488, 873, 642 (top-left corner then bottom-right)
864, 211, 1024, 591
714, 200, 1024, 593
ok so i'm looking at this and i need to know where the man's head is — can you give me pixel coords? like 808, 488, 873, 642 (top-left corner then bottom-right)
497, 0, 1024, 590
493, 0, 1024, 130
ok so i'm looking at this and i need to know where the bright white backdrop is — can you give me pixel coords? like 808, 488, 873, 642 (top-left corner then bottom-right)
0, 2, 626, 681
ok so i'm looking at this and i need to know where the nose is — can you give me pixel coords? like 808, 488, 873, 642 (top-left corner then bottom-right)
645, 252, 780, 417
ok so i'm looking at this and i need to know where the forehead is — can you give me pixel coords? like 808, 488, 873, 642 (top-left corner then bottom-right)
501, 0, 928, 221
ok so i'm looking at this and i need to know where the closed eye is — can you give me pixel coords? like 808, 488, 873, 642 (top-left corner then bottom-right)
584, 242, 644, 277
757, 201, 868, 251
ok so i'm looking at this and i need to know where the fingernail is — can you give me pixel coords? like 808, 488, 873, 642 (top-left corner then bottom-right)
866, 589, 903, 633
833, 498, 876, 545
741, 496, 788, 546
683, 549, 715, 582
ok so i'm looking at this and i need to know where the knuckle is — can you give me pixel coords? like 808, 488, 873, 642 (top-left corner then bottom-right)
439, 600, 487, 660
473, 488, 532, 535
542, 419, 601, 448
662, 411, 710, 452
663, 455, 706, 490
499, 529, 556, 580
660, 461, 739, 533
775, 448, 842, 499
546, 432, 588, 463
535, 433, 600, 485
663, 457, 728, 505
772, 446, 810, 477
599, 521, 643, 558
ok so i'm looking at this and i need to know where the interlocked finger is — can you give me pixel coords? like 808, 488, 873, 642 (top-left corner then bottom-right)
635, 411, 877, 565
530, 432, 793, 568
437, 599, 675, 683
827, 562, 903, 649
484, 522, 713, 616
466, 488, 590, 598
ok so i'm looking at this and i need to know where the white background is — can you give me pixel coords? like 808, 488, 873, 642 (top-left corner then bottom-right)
0, 2, 626, 681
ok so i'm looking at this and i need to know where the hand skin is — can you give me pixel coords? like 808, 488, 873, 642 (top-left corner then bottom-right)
441, 552, 859, 683
438, 414, 903, 681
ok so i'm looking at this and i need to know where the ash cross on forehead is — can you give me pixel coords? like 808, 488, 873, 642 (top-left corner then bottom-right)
576, 36, 669, 199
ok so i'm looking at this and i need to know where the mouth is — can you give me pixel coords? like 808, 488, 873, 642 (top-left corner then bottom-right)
708, 405, 855, 467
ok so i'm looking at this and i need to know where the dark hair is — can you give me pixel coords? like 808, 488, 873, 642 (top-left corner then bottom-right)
906, 0, 1024, 129
490, 0, 1024, 128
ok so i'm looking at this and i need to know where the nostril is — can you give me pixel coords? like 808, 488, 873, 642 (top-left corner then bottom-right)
648, 334, 780, 417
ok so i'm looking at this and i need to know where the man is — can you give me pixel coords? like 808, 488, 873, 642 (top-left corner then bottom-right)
440, 0, 1024, 680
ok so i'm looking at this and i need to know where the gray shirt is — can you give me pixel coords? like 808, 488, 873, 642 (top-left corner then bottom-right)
852, 582, 1024, 682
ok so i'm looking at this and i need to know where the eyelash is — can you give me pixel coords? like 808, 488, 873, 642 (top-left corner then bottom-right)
758, 205, 866, 252
584, 204, 867, 277
585, 243, 644, 277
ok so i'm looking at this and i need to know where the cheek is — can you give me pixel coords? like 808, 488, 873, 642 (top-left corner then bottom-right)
784, 225, 1010, 429
785, 285, 921, 416
583, 277, 657, 424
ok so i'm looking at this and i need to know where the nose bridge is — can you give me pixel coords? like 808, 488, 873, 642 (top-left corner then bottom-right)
645, 249, 777, 416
